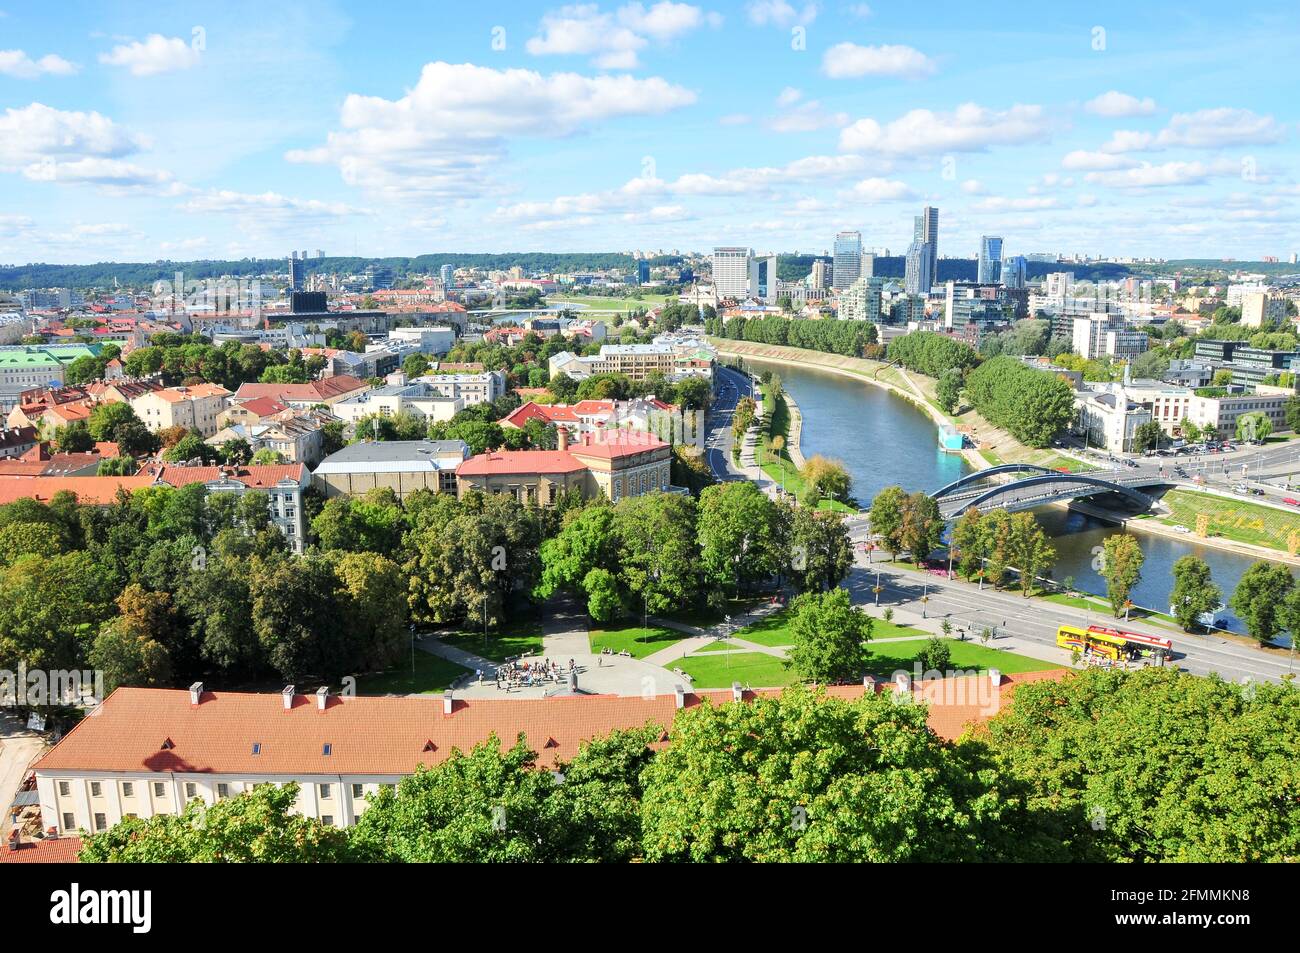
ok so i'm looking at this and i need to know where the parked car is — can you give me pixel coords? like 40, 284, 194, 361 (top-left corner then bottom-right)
1233, 483, 1249, 494
1285, 498, 1300, 507
1250, 488, 1266, 496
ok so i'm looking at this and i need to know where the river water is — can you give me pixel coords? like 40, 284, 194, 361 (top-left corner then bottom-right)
746, 357, 1282, 635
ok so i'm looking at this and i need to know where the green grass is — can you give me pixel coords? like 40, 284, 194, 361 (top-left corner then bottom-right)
547, 294, 674, 313
693, 639, 748, 653
864, 638, 1061, 678
979, 449, 1006, 467
868, 618, 933, 640
756, 393, 855, 514
675, 651, 798, 689
356, 651, 470, 696
1158, 488, 1300, 552
439, 618, 545, 663
731, 610, 795, 646
588, 622, 685, 659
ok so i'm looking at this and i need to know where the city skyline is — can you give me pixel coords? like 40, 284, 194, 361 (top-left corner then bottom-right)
0, 1, 1297, 265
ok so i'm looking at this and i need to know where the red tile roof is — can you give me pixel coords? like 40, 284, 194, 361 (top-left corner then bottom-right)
566, 429, 667, 460
233, 375, 368, 403
148, 463, 309, 488
0, 837, 82, 864
33, 672, 1070, 778
227, 396, 289, 418
0, 474, 156, 505
456, 450, 586, 477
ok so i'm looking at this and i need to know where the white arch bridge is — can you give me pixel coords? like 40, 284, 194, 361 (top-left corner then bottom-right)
931, 463, 1166, 520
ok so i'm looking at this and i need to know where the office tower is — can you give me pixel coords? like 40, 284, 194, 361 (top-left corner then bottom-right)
315, 249, 325, 259
1001, 255, 1027, 290
711, 247, 753, 299
636, 260, 651, 285
747, 254, 779, 302
912, 206, 939, 289
978, 235, 1003, 284
904, 240, 935, 296
862, 252, 875, 279
288, 254, 304, 292
440, 264, 453, 287
831, 231, 862, 290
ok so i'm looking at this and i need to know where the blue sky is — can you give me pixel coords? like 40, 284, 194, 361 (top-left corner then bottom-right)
0, 0, 1296, 264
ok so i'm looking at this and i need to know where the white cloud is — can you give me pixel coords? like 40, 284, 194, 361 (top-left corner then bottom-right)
1084, 91, 1156, 117
1102, 108, 1283, 153
775, 86, 802, 107
181, 189, 368, 218
972, 195, 1058, 211
719, 113, 751, 125
745, 1, 817, 26
0, 49, 78, 79
822, 42, 935, 79
960, 179, 985, 194
845, 3, 872, 17
526, 3, 716, 69
290, 62, 696, 199
20, 157, 182, 194
840, 103, 1047, 155
1061, 150, 1138, 171
769, 98, 848, 133
99, 34, 201, 76
0, 103, 143, 169
851, 177, 915, 202
1083, 159, 1236, 189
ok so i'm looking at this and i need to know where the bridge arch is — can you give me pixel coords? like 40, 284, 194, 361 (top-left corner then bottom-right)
931, 464, 1058, 500
948, 473, 1153, 515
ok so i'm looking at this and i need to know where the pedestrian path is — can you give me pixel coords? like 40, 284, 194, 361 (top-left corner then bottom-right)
416, 637, 498, 677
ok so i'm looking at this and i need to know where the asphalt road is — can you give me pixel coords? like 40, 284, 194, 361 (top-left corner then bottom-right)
843, 517, 1297, 684
704, 365, 754, 482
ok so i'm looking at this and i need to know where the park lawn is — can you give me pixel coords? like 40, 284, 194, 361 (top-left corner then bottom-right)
693, 639, 748, 653
548, 294, 673, 312
757, 397, 855, 514
732, 610, 795, 647
356, 651, 469, 696
439, 618, 545, 663
1158, 489, 1300, 552
589, 622, 685, 659
675, 651, 798, 689
866, 618, 932, 641
864, 638, 1061, 678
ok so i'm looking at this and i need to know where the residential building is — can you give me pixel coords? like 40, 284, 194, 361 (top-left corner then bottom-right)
0, 425, 40, 459
146, 463, 311, 552
943, 282, 1009, 331
711, 247, 752, 299
230, 375, 371, 409
312, 439, 470, 499
1240, 291, 1287, 328
130, 384, 231, 437
207, 409, 336, 466
1071, 313, 1148, 360
831, 231, 862, 291
838, 276, 883, 322
413, 370, 507, 404
331, 382, 463, 425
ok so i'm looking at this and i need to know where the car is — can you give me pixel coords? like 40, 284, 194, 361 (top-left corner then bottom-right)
1285, 498, 1300, 507
1233, 484, 1249, 493
1250, 488, 1266, 496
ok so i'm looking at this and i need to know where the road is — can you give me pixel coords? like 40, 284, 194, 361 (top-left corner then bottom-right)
843, 517, 1297, 684
703, 364, 755, 482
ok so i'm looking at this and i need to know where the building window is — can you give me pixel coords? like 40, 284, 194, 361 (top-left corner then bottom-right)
121, 782, 134, 798
154, 781, 166, 798
62, 812, 74, 831
351, 783, 364, 799
89, 782, 101, 797
217, 783, 229, 799
184, 782, 198, 800
319, 783, 332, 800
94, 813, 107, 832
321, 815, 334, 827
58, 781, 70, 797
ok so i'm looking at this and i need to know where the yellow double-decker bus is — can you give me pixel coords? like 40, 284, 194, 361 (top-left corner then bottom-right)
1056, 624, 1173, 664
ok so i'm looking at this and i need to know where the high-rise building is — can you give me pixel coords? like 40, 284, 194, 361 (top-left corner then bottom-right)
440, 264, 453, 287
636, 260, 651, 285
915, 206, 938, 284
288, 254, 305, 292
1001, 255, 1027, 290
711, 247, 753, 299
862, 252, 875, 279
809, 259, 830, 291
838, 277, 883, 322
978, 236, 1003, 284
905, 207, 938, 294
831, 231, 862, 290
748, 254, 779, 302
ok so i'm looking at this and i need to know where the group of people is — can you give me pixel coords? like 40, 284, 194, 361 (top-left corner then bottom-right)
493, 657, 579, 690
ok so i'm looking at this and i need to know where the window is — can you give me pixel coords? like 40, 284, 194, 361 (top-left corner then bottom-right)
321, 815, 334, 826
319, 784, 332, 800
62, 812, 74, 831
153, 782, 166, 798
121, 782, 134, 798
89, 782, 101, 797
57, 781, 70, 797
351, 783, 364, 799
184, 782, 197, 800
322, 743, 332, 756
216, 783, 229, 799
252, 742, 261, 755
94, 813, 107, 832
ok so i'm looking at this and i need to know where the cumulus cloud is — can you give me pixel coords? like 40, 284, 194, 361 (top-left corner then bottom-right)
1084, 91, 1156, 117
1061, 150, 1138, 171
526, 3, 717, 69
0, 103, 143, 168
1102, 108, 1283, 153
1083, 159, 1237, 188
289, 63, 695, 200
850, 177, 915, 202
769, 95, 848, 133
99, 34, 201, 76
20, 157, 183, 194
181, 189, 368, 218
822, 42, 935, 79
745, 1, 817, 26
972, 195, 1059, 211
0, 49, 78, 79
839, 103, 1047, 155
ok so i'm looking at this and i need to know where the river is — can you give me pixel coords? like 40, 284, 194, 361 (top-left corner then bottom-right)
746, 357, 1280, 636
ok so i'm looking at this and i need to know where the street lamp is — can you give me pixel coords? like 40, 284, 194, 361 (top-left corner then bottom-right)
922, 580, 929, 618
873, 569, 882, 607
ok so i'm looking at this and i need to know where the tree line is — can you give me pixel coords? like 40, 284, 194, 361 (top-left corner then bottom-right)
710, 314, 877, 357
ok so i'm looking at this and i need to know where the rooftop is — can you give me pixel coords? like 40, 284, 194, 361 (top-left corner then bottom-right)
313, 439, 470, 473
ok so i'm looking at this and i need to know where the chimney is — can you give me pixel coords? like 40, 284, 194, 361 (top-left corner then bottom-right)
893, 672, 911, 696
282, 684, 295, 710
316, 686, 329, 711
188, 681, 203, 706
443, 691, 454, 716
862, 675, 876, 694
988, 668, 1003, 689
731, 681, 743, 702
556, 426, 569, 451
673, 685, 685, 709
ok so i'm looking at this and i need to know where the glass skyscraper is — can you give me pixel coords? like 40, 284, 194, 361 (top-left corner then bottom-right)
832, 231, 862, 290
978, 235, 1003, 284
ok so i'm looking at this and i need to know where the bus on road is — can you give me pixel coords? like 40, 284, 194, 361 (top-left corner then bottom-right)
1056, 624, 1174, 664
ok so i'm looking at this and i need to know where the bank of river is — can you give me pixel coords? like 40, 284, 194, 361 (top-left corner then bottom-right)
751, 356, 1284, 637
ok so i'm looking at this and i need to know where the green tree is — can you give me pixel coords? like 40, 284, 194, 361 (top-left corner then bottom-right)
783, 500, 852, 592
784, 587, 872, 684
1131, 420, 1164, 453
697, 481, 782, 597
915, 636, 952, 674
1235, 411, 1272, 443
897, 491, 943, 563
935, 367, 962, 414
949, 507, 985, 580
1169, 555, 1222, 632
1229, 560, 1294, 644
1006, 512, 1055, 596
868, 485, 907, 559
1099, 534, 1144, 617
80, 783, 355, 862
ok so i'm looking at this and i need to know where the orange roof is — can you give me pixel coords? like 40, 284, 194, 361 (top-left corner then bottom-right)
233, 375, 368, 403
0, 837, 82, 864
567, 430, 667, 460
34, 672, 1069, 778
456, 449, 586, 477
0, 474, 156, 505
148, 463, 309, 488
147, 384, 231, 403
